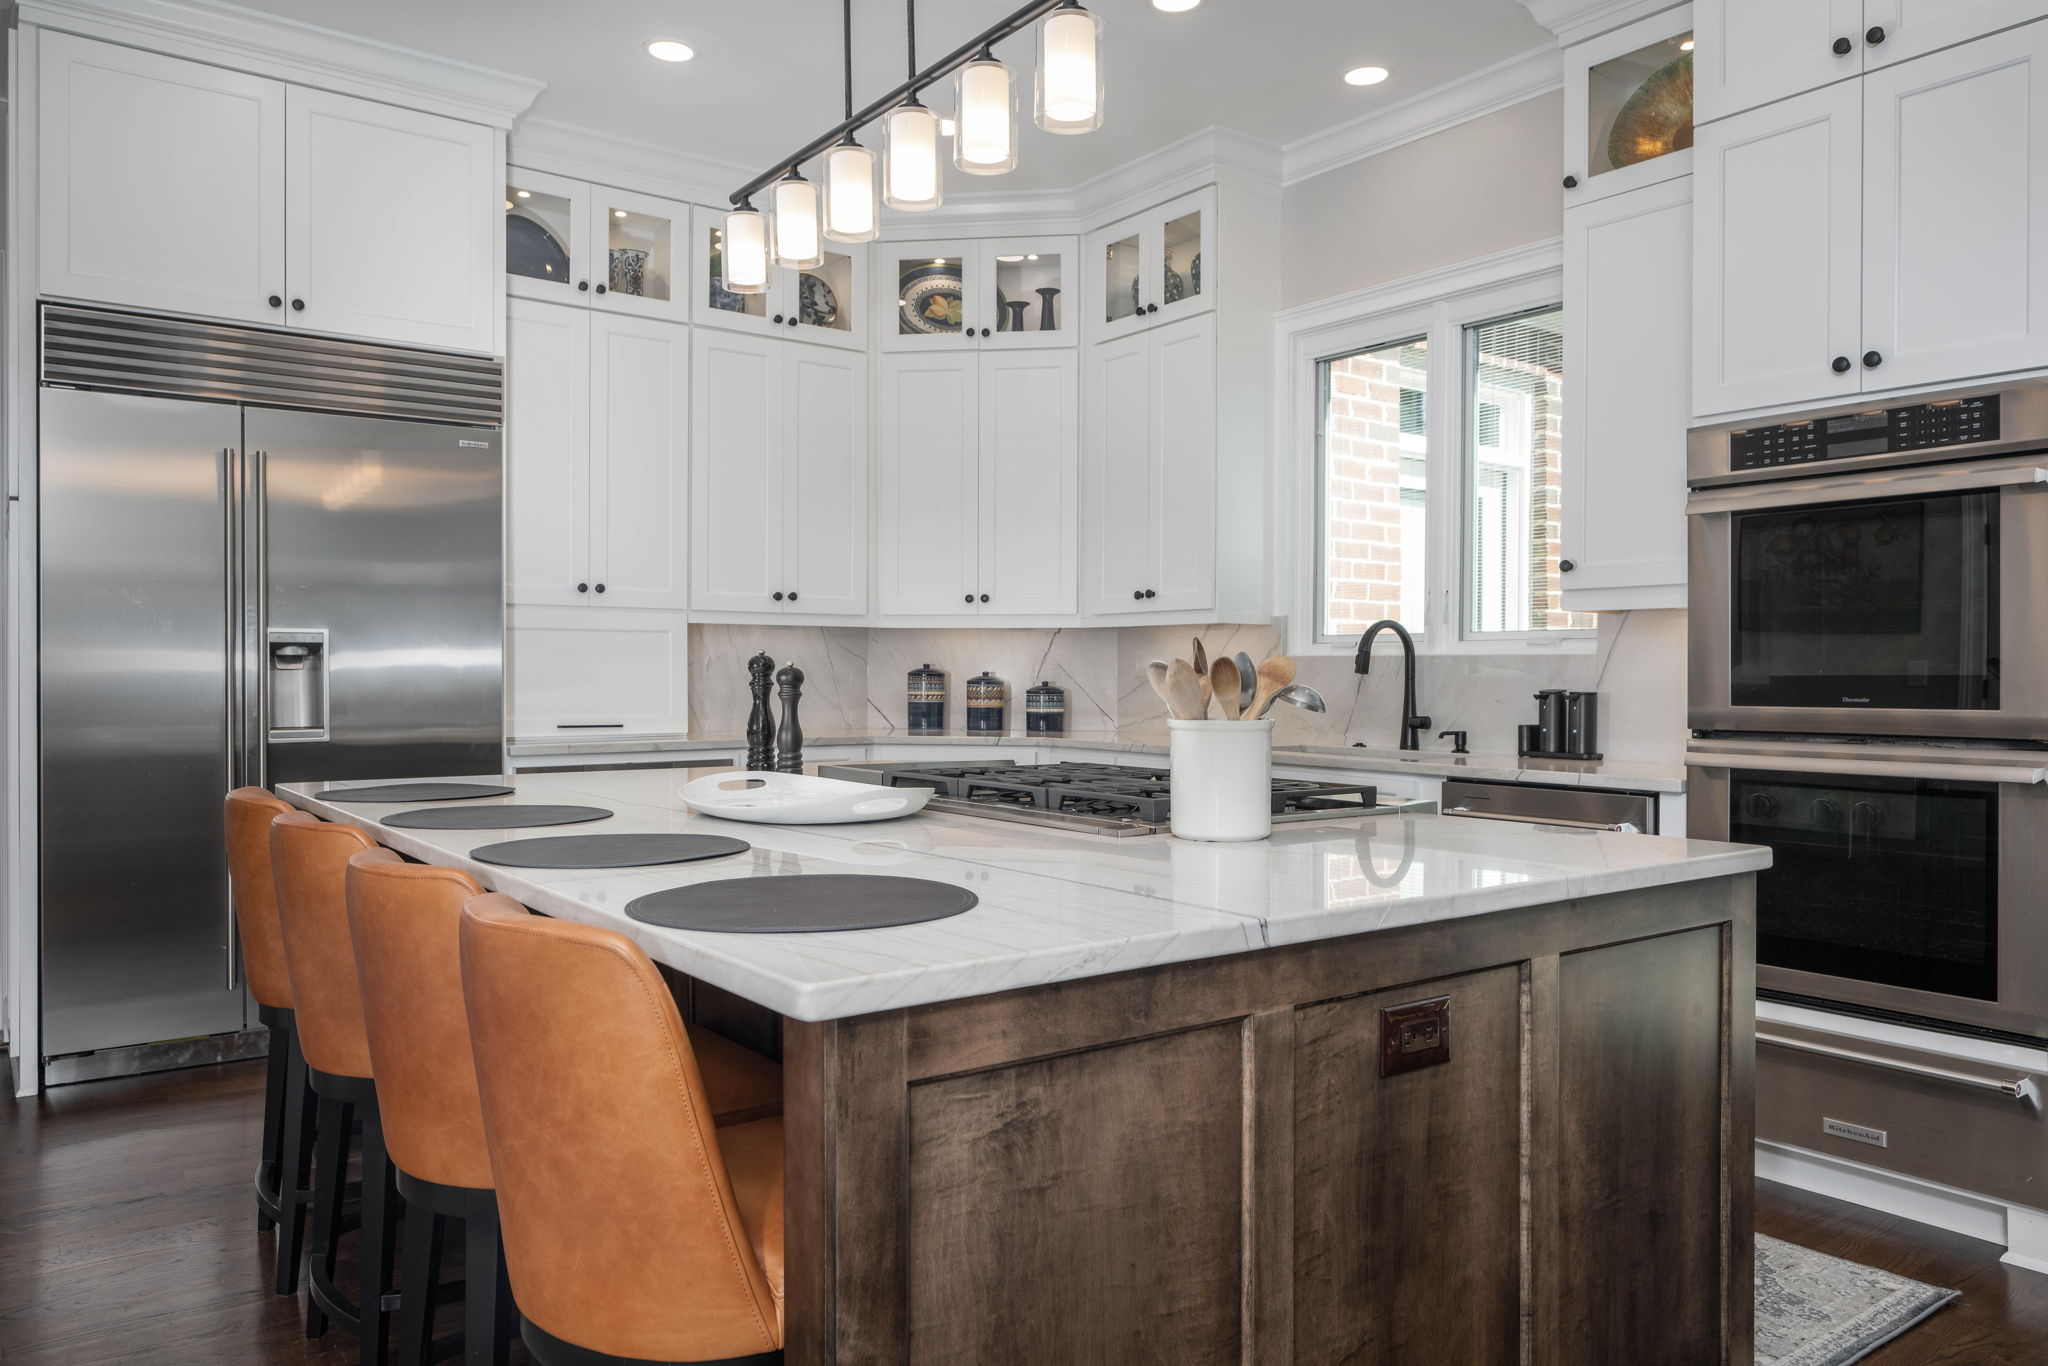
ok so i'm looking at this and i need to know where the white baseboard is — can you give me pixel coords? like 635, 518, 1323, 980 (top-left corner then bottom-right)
1758, 1139, 2048, 1271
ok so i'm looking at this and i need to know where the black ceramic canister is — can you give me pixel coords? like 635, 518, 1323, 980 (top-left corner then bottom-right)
908, 663, 947, 734
1025, 680, 1067, 734
966, 672, 1008, 733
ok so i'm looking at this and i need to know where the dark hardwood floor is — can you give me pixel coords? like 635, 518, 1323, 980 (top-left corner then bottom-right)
1, 1057, 2042, 1364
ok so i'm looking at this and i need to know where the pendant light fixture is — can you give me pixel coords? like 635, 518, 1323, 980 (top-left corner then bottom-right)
953, 44, 1017, 175
823, 0, 879, 241
722, 199, 770, 294
1036, 0, 1104, 134
883, 0, 942, 211
771, 169, 824, 269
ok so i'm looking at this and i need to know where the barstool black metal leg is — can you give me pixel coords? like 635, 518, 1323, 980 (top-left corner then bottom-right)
395, 1205, 444, 1366
274, 1042, 318, 1296
305, 1095, 355, 1339
257, 1019, 290, 1232
359, 1110, 401, 1366
464, 1199, 515, 1366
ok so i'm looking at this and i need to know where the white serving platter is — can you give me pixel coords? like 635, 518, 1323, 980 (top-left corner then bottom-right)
680, 772, 934, 825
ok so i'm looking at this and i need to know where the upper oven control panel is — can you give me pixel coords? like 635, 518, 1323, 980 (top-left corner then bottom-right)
1730, 395, 2002, 472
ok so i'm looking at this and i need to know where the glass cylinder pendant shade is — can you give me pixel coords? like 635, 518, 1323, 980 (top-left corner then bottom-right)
1036, 3, 1103, 134
822, 140, 879, 242
884, 99, 943, 211
954, 53, 1017, 175
722, 204, 770, 294
770, 171, 823, 269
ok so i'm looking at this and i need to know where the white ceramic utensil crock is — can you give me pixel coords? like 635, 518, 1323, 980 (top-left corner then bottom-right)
1167, 718, 1275, 841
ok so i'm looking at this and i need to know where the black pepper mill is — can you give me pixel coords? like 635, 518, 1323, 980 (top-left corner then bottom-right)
745, 652, 776, 771
774, 663, 805, 774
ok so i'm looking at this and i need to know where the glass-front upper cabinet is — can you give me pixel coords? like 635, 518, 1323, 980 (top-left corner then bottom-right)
879, 237, 1079, 352
692, 205, 868, 350
1563, 7, 1695, 204
980, 237, 1076, 348
1084, 186, 1215, 342
506, 169, 690, 322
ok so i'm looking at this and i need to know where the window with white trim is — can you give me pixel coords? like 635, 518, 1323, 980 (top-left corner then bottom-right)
1309, 287, 1594, 650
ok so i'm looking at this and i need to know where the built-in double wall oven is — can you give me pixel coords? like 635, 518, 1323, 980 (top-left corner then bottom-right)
1688, 380, 2048, 1046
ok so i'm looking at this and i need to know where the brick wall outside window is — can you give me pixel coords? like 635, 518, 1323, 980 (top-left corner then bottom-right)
1320, 345, 1424, 637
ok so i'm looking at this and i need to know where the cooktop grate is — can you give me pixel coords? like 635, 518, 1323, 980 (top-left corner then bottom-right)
864, 761, 1378, 825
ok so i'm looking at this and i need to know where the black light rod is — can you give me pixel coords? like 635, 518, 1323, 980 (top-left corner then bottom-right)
729, 0, 1071, 205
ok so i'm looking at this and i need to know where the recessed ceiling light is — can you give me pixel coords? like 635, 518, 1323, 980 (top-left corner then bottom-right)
1344, 66, 1390, 86
514, 189, 531, 198
1152, 0, 1201, 10
646, 39, 695, 62
1679, 38, 1695, 50
615, 209, 628, 218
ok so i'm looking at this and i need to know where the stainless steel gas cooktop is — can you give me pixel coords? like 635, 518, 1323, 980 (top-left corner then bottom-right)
817, 759, 1430, 837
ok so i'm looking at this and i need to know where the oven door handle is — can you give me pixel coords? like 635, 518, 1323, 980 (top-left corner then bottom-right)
1688, 463, 2048, 516
1758, 1031, 2040, 1104
1685, 751, 2048, 785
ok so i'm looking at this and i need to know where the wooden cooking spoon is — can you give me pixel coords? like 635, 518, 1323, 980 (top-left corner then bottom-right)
1164, 658, 1207, 721
1246, 655, 1297, 722
1193, 638, 1211, 713
1210, 656, 1241, 721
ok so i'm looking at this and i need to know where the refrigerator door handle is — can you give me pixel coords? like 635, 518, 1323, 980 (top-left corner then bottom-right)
249, 450, 269, 787
219, 447, 240, 992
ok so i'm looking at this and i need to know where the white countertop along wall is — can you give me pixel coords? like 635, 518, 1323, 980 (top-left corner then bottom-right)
280, 767, 1761, 1021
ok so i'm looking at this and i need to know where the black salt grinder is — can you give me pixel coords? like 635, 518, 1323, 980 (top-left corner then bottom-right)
745, 652, 776, 771
775, 663, 805, 774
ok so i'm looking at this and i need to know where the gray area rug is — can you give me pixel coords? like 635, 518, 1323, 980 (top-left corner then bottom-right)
1757, 1234, 1960, 1366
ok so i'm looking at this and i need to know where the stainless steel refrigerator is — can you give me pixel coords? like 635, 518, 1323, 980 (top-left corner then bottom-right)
37, 306, 504, 1079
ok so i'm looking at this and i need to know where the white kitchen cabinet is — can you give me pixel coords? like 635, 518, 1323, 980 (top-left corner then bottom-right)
1695, 0, 1863, 123
1562, 8, 1697, 206
876, 350, 1078, 617
284, 87, 498, 354
1083, 313, 1217, 615
38, 31, 286, 325
1696, 0, 2044, 121
38, 32, 498, 352
691, 206, 870, 351
1085, 188, 1215, 343
689, 331, 869, 617
1693, 81, 1864, 415
1861, 19, 2048, 390
508, 172, 695, 324
1563, 178, 1693, 611
505, 167, 593, 305
505, 300, 688, 610
506, 605, 688, 737
877, 236, 1078, 351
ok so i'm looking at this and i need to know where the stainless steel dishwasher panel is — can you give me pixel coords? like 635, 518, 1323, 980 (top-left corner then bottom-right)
1440, 779, 1657, 833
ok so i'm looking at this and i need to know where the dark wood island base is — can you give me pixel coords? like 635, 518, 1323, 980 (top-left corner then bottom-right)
772, 875, 1756, 1366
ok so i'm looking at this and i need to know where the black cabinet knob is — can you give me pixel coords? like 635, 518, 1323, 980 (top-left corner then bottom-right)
578, 280, 590, 291
594, 583, 606, 594
1145, 303, 1159, 314
1133, 590, 1144, 600
965, 594, 974, 603
1143, 589, 1157, 599
1563, 174, 1579, 189
267, 294, 283, 308
788, 316, 799, 328
1559, 559, 1577, 573
773, 313, 785, 324
291, 298, 305, 311
979, 593, 989, 603
576, 582, 589, 593
1832, 355, 1853, 373
773, 591, 785, 601
1833, 36, 1854, 54
1863, 350, 1884, 368
1866, 25, 1886, 44
980, 327, 991, 337
788, 591, 798, 601
595, 283, 607, 294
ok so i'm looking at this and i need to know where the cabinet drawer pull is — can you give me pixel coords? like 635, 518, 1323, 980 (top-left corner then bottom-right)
1757, 1031, 2039, 1102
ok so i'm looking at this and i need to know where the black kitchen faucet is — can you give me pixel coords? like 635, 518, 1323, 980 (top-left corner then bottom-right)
1354, 619, 1432, 751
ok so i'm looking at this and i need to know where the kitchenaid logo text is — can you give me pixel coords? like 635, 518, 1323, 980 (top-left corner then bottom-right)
1841, 697, 1872, 704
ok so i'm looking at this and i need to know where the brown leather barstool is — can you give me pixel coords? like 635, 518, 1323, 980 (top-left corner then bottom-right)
272, 811, 401, 1365
460, 894, 786, 1366
224, 786, 317, 1296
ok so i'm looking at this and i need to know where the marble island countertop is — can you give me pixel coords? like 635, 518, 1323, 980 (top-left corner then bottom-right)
282, 766, 1763, 1022
506, 727, 1689, 793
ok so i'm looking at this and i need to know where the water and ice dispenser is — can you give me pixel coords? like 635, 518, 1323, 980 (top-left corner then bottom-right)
267, 629, 328, 741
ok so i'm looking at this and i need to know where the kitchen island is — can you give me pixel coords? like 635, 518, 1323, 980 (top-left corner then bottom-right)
283, 766, 1768, 1366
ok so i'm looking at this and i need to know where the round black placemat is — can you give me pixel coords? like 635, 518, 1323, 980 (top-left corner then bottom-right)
626, 874, 978, 934
470, 833, 751, 870
381, 805, 612, 830
315, 782, 515, 803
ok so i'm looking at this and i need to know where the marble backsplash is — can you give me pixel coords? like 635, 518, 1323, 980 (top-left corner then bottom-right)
688, 610, 1689, 763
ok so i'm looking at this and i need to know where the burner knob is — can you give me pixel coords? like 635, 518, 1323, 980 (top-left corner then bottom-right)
1853, 800, 1886, 833
1744, 792, 1779, 820
1810, 797, 1842, 826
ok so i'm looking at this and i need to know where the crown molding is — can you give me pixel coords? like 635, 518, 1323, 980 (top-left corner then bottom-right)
510, 117, 752, 207
1274, 235, 1564, 334
1280, 44, 1563, 188
1519, 0, 1687, 47
18, 0, 544, 128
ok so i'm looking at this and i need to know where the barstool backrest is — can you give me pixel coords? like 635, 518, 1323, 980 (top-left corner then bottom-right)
459, 895, 783, 1362
345, 849, 492, 1191
270, 812, 379, 1081
224, 787, 296, 1011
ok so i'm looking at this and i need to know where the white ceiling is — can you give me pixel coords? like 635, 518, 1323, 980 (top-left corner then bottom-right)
228, 0, 1553, 192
